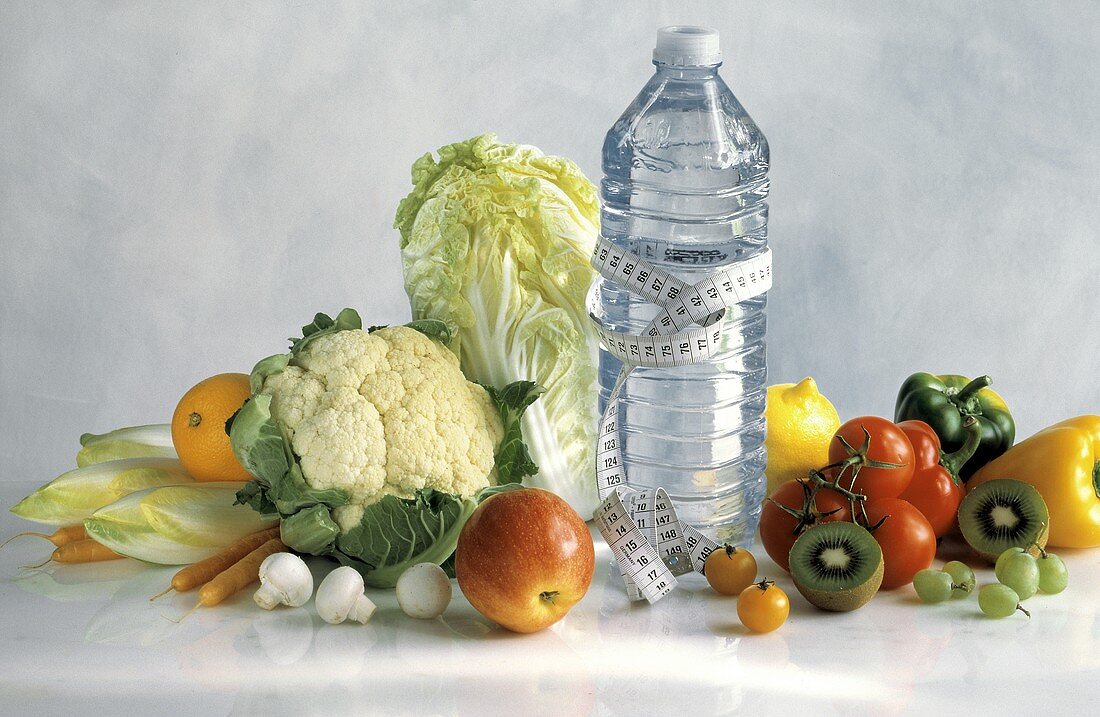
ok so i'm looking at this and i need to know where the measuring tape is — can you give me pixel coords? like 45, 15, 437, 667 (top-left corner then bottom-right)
589, 236, 773, 603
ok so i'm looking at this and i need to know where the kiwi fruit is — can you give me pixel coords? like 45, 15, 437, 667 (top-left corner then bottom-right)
789, 521, 884, 612
959, 478, 1049, 562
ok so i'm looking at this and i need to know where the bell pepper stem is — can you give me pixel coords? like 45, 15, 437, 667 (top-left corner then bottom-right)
940, 417, 983, 482
1092, 459, 1100, 501
954, 375, 993, 404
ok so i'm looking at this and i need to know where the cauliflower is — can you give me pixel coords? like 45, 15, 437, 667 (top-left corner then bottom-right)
229, 309, 542, 587
260, 326, 504, 532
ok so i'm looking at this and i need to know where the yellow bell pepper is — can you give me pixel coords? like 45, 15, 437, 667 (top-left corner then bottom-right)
969, 415, 1100, 548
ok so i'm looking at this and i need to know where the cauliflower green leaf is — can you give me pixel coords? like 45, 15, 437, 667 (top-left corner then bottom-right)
291, 308, 363, 356
334, 485, 520, 588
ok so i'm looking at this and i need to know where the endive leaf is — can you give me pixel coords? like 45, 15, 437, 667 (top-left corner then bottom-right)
140, 483, 276, 548
85, 485, 277, 564
84, 489, 215, 565
11, 458, 193, 526
77, 424, 177, 467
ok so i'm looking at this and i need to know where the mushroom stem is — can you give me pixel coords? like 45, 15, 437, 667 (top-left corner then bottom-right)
348, 594, 378, 624
253, 583, 285, 610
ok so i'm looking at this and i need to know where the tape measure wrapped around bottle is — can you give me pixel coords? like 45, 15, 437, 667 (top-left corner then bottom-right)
589, 236, 773, 603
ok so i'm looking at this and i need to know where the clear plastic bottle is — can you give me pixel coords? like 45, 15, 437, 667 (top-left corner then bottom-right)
595, 26, 770, 544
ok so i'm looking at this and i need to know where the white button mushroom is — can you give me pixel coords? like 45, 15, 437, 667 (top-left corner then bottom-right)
253, 552, 313, 610
395, 563, 452, 619
316, 566, 377, 625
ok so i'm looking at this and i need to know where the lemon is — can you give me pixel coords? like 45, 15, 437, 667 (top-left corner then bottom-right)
764, 378, 840, 496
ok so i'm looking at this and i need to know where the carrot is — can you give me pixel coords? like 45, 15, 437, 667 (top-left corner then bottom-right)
197, 538, 286, 608
52, 539, 123, 563
150, 526, 281, 601
22, 539, 124, 568
1, 524, 87, 549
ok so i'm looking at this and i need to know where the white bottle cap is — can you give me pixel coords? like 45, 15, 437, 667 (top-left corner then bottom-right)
653, 26, 722, 67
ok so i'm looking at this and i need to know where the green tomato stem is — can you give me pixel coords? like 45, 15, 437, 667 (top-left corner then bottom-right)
808, 468, 866, 505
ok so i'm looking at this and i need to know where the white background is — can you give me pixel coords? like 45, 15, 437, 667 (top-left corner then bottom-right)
2, 0, 1098, 484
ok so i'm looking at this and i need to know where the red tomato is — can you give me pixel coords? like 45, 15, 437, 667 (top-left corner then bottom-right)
863, 498, 936, 589
896, 420, 940, 469
828, 416, 915, 501
896, 420, 963, 538
759, 478, 851, 572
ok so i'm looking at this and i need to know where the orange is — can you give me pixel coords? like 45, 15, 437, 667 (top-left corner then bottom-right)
171, 373, 254, 482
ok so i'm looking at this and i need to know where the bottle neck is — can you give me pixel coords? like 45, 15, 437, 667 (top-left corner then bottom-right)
652, 62, 721, 80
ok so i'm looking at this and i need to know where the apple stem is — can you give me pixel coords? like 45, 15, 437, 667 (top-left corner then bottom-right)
539, 590, 559, 604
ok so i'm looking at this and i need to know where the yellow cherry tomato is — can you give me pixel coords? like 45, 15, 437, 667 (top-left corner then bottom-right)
704, 545, 758, 596
737, 579, 789, 634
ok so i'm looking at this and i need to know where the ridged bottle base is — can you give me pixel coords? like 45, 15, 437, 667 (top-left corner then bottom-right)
597, 313, 769, 546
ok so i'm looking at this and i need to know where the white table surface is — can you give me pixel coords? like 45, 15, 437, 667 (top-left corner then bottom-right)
1, 478, 1098, 716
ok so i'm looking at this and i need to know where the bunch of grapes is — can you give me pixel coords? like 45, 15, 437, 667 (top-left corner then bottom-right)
911, 547, 1067, 619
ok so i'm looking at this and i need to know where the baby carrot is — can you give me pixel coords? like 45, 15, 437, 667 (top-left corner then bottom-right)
53, 539, 123, 563
151, 526, 281, 601
28, 539, 123, 567
197, 538, 286, 608
1, 524, 87, 550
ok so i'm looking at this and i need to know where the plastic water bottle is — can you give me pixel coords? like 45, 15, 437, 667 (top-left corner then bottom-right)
595, 26, 770, 544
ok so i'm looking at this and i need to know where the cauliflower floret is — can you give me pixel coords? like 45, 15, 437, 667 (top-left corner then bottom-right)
468, 380, 505, 450
290, 386, 387, 500
262, 325, 505, 532
262, 366, 325, 432
331, 504, 366, 533
296, 330, 388, 389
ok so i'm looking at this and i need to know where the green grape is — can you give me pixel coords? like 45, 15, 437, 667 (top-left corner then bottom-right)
978, 584, 1029, 619
913, 569, 953, 603
942, 560, 975, 598
995, 547, 1026, 574
1037, 553, 1068, 594
996, 552, 1039, 599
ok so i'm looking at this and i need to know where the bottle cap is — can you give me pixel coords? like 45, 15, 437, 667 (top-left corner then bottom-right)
653, 26, 722, 67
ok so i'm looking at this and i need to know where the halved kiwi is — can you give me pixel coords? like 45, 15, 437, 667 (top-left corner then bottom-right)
959, 478, 1049, 562
789, 521, 884, 612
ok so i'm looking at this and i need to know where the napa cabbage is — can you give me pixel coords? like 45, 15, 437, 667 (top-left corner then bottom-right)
394, 134, 600, 516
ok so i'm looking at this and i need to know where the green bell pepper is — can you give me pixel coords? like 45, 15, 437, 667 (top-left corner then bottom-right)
894, 373, 1015, 481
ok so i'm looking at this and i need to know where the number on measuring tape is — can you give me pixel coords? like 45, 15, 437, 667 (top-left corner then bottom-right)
589, 237, 772, 602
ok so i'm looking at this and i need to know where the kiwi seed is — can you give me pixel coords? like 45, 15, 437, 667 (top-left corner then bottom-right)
789, 521, 884, 612
959, 478, 1049, 562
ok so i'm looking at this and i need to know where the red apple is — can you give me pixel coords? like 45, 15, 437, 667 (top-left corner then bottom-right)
455, 487, 595, 634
